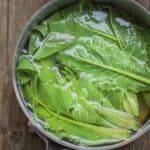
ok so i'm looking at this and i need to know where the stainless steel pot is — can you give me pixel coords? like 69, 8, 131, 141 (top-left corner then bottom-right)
12, 0, 150, 150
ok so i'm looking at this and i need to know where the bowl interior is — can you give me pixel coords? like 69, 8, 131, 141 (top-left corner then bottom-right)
13, 0, 150, 150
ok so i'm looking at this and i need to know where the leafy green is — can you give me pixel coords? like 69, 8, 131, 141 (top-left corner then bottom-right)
17, 1, 150, 146
33, 32, 75, 60
143, 92, 150, 108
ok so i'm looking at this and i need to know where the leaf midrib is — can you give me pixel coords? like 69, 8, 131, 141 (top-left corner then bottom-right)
109, 8, 123, 50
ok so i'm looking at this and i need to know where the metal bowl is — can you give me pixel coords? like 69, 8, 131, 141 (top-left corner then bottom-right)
12, 0, 150, 150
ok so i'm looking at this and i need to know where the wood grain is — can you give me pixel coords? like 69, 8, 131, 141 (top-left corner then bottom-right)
0, 0, 9, 150
0, 0, 149, 150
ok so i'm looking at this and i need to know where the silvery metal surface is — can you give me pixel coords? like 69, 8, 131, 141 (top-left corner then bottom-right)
12, 0, 150, 150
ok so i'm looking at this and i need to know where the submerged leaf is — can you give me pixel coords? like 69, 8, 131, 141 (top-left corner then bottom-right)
33, 32, 75, 60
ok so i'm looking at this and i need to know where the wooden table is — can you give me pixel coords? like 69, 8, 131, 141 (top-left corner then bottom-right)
0, 0, 149, 150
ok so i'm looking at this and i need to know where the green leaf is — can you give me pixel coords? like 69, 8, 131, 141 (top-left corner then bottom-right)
109, 7, 150, 63
33, 32, 75, 60
143, 92, 150, 107
46, 116, 130, 146
17, 55, 36, 72
28, 31, 42, 55
17, 55, 37, 84
94, 105, 140, 131
57, 43, 150, 92
123, 91, 139, 116
138, 93, 150, 123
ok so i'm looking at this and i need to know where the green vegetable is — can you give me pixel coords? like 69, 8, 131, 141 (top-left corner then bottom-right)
143, 92, 150, 107
17, 1, 150, 146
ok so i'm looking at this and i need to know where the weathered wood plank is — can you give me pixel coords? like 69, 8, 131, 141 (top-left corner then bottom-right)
0, 0, 9, 150
0, 0, 149, 150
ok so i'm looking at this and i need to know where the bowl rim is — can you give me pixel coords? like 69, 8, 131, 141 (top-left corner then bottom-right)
12, 0, 150, 150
